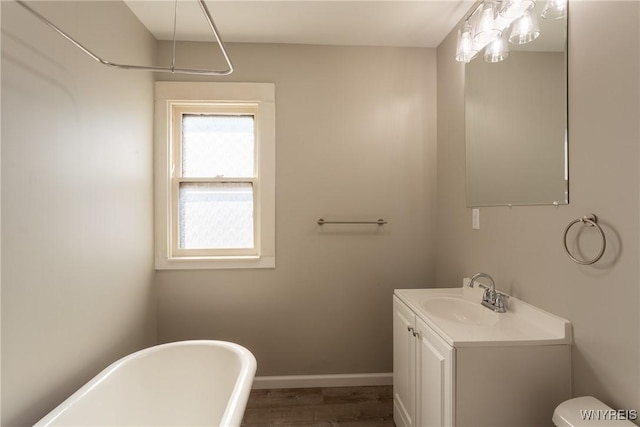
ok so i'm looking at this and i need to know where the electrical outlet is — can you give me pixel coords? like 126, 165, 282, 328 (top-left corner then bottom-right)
472, 208, 480, 229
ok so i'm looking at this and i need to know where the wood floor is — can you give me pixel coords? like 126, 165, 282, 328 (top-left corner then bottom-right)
241, 385, 396, 427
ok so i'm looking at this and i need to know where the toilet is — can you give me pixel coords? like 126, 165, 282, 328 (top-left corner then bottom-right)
553, 397, 637, 426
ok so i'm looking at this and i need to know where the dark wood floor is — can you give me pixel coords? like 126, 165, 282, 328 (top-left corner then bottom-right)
241, 385, 395, 427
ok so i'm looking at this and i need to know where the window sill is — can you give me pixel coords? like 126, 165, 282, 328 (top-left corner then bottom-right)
155, 255, 275, 270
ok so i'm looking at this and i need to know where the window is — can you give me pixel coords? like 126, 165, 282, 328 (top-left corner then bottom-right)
155, 82, 275, 269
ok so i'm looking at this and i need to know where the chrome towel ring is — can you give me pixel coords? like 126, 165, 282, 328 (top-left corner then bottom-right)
563, 214, 606, 265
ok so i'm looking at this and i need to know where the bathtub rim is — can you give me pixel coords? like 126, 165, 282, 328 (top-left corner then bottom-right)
33, 339, 257, 427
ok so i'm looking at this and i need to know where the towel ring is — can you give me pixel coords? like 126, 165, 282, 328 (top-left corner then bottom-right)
563, 214, 606, 265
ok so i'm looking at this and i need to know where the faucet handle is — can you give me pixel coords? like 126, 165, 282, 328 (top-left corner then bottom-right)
494, 293, 510, 312
478, 283, 492, 299
481, 287, 494, 303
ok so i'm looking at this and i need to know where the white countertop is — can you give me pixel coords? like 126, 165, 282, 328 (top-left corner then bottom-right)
394, 287, 572, 347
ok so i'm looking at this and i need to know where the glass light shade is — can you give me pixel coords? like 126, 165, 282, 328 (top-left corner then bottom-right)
473, 1, 502, 45
508, 11, 540, 44
500, 0, 536, 19
455, 23, 479, 63
541, 0, 567, 20
484, 36, 509, 63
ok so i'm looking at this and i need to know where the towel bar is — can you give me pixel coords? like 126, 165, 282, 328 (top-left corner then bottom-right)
317, 218, 387, 226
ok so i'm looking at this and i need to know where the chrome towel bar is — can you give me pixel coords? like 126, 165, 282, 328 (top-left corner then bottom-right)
317, 218, 387, 226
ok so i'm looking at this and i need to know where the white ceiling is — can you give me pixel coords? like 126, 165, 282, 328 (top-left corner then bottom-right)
123, 1, 475, 48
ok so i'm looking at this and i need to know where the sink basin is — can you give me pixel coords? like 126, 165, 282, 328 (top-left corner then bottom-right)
420, 296, 499, 326
394, 288, 572, 347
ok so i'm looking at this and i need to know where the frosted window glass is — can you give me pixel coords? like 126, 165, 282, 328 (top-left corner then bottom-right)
179, 183, 254, 249
182, 115, 254, 178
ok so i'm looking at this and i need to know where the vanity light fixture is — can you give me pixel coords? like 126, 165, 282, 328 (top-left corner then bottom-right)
455, 0, 566, 64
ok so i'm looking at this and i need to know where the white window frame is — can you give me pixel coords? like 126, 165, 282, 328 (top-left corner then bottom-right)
154, 82, 275, 270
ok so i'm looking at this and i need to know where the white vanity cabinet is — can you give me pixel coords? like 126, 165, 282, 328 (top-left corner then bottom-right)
394, 296, 454, 427
393, 296, 416, 427
393, 290, 572, 427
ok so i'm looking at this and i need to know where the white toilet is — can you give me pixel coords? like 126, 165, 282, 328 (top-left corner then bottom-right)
553, 397, 637, 426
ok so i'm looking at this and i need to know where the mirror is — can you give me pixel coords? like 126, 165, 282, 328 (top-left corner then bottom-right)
465, 2, 568, 207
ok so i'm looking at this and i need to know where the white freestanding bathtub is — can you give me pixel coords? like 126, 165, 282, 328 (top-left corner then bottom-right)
34, 340, 257, 427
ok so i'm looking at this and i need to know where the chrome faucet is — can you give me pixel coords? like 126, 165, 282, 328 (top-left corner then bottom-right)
468, 272, 509, 313
469, 272, 495, 292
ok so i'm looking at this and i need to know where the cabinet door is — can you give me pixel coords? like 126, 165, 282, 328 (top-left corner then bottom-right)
415, 317, 454, 427
393, 296, 416, 427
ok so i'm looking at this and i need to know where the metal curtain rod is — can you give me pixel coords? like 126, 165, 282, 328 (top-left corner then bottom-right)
14, 0, 234, 76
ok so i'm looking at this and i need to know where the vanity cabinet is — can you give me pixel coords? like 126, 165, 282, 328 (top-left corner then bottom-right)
394, 297, 453, 427
393, 296, 416, 427
393, 293, 571, 427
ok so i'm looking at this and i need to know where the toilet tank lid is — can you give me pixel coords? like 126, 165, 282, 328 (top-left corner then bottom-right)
553, 396, 636, 426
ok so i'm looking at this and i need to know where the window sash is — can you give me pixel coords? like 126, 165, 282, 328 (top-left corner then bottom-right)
171, 178, 259, 257
180, 113, 256, 178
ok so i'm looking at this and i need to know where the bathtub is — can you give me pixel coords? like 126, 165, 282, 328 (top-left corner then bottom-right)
34, 340, 257, 427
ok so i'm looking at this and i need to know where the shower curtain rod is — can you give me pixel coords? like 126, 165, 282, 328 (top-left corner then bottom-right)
14, 0, 234, 76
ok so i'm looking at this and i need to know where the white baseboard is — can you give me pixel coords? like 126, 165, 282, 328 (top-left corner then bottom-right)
252, 372, 393, 390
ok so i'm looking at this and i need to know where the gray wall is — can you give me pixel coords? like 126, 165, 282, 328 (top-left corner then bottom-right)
436, 1, 640, 413
155, 42, 438, 376
1, 2, 157, 425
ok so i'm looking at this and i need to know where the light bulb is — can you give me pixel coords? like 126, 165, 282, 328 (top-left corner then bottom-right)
500, 0, 536, 19
508, 11, 540, 45
473, 1, 502, 45
484, 35, 509, 63
541, 0, 567, 20
455, 22, 479, 63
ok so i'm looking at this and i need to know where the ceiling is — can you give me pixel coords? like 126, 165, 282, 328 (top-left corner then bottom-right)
123, 1, 475, 48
